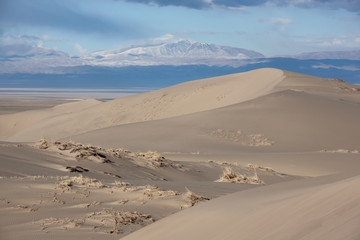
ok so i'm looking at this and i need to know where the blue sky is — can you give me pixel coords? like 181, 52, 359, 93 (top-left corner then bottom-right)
1, 0, 360, 56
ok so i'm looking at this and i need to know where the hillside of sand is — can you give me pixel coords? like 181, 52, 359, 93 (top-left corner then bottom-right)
1, 68, 359, 144
1, 68, 360, 240
1, 68, 285, 142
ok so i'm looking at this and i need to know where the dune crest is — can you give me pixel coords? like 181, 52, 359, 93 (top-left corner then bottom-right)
0, 68, 285, 142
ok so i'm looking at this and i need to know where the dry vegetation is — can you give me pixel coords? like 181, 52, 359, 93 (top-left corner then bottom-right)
35, 139, 183, 169
1, 174, 210, 237
321, 149, 360, 154
216, 167, 264, 184
182, 188, 210, 208
247, 134, 274, 147
37, 210, 154, 234
129, 151, 184, 168
56, 175, 106, 191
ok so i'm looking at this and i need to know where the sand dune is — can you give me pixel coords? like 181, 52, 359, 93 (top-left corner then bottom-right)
122, 174, 360, 240
1, 68, 360, 239
1, 68, 286, 142
0, 99, 102, 141
1, 68, 359, 143
72, 89, 360, 154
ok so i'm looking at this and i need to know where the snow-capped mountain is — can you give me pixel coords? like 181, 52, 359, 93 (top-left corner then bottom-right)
85, 40, 264, 66
1, 40, 266, 73
1, 39, 359, 74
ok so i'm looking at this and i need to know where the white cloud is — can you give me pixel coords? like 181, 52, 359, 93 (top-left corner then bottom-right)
74, 43, 88, 56
332, 39, 342, 45
257, 18, 293, 24
37, 40, 44, 48
312, 64, 360, 71
317, 35, 360, 48
153, 34, 175, 42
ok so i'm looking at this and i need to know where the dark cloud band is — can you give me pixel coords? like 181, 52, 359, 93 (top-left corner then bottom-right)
0, 0, 143, 37
121, 0, 360, 13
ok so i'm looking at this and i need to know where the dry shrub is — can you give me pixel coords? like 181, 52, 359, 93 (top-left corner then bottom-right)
87, 210, 154, 234
321, 149, 360, 154
57, 175, 106, 190
129, 151, 183, 168
35, 139, 111, 163
142, 186, 181, 200
216, 167, 264, 184
133, 151, 165, 161
118, 200, 129, 205
247, 163, 275, 172
248, 134, 274, 147
36, 140, 181, 169
37, 138, 49, 149
183, 188, 210, 208
208, 160, 239, 167
81, 201, 100, 208
16, 204, 36, 212
38, 217, 75, 231
113, 181, 130, 187
37, 210, 153, 234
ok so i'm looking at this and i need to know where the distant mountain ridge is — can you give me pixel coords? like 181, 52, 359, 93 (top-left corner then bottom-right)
84, 40, 265, 67
0, 39, 359, 75
92, 40, 264, 59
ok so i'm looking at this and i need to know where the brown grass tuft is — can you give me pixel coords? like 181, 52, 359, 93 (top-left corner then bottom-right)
216, 167, 264, 184
182, 188, 210, 208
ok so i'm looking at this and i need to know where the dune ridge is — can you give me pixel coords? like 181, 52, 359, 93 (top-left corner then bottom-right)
0, 68, 286, 142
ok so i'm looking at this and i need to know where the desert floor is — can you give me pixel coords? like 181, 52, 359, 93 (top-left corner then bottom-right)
1, 68, 359, 240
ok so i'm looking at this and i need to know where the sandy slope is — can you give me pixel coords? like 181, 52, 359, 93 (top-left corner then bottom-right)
0, 68, 285, 142
0, 141, 299, 240
0, 99, 102, 140
72, 89, 360, 153
122, 174, 360, 240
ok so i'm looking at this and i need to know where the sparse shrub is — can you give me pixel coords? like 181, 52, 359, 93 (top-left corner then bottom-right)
216, 167, 264, 184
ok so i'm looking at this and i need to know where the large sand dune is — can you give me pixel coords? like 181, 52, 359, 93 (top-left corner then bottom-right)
72, 89, 360, 153
1, 68, 285, 142
1, 68, 359, 239
122, 174, 360, 240
1, 68, 359, 143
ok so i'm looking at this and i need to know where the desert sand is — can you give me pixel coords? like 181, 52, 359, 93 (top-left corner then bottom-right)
0, 68, 359, 239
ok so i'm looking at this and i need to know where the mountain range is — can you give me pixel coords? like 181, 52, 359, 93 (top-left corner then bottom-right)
83, 40, 266, 67
0, 39, 359, 87
1, 40, 359, 73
